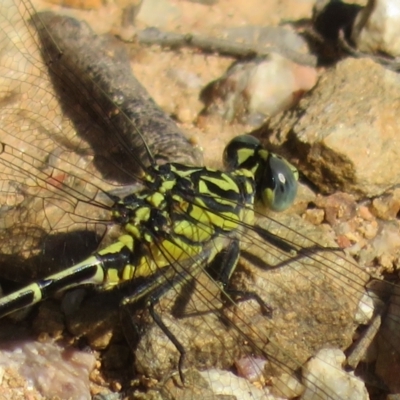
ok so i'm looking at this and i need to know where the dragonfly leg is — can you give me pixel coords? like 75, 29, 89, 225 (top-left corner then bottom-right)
213, 239, 273, 317
148, 298, 187, 384
121, 263, 197, 385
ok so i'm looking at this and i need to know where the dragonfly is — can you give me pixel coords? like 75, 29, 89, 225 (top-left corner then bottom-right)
0, 1, 399, 399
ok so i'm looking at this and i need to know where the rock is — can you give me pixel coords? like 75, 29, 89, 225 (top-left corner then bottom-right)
155, 368, 275, 399
371, 188, 400, 220
235, 356, 266, 383
0, 340, 96, 400
301, 348, 369, 400
302, 207, 325, 225
201, 53, 317, 125
351, 0, 400, 57
199, 369, 274, 399
354, 291, 375, 324
358, 219, 400, 271
314, 192, 357, 226
265, 57, 400, 198
223, 25, 317, 66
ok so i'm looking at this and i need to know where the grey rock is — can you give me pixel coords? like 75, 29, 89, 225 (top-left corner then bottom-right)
352, 0, 400, 57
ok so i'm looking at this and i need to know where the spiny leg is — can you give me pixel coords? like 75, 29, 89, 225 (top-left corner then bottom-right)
209, 238, 273, 317
121, 262, 197, 385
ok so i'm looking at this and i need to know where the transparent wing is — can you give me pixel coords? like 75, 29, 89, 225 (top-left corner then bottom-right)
0, 0, 112, 281
131, 210, 388, 399
0, 1, 399, 400
0, 0, 200, 281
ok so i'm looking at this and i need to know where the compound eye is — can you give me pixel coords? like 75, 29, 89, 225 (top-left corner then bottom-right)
223, 135, 261, 171
260, 154, 298, 212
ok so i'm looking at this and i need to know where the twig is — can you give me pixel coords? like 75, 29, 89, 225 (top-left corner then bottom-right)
133, 27, 317, 67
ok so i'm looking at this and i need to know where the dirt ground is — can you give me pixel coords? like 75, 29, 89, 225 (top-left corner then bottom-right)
2, 0, 400, 399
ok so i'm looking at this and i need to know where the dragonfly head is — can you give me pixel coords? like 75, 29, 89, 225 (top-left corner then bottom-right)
223, 135, 298, 212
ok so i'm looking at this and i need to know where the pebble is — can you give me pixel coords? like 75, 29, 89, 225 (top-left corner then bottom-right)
235, 356, 267, 383
0, 340, 95, 400
224, 25, 316, 65
314, 192, 357, 226
199, 369, 274, 399
371, 188, 400, 220
301, 348, 369, 400
201, 53, 317, 125
302, 208, 325, 225
358, 219, 400, 270
354, 291, 375, 324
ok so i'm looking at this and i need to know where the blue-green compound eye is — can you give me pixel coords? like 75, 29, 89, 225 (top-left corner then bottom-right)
258, 152, 298, 212
223, 135, 298, 212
